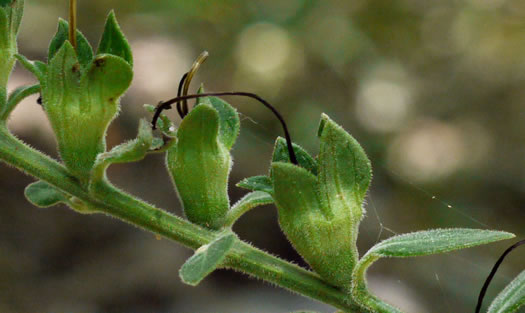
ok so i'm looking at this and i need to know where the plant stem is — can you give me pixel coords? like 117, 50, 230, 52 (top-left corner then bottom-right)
0, 124, 365, 312
351, 253, 403, 313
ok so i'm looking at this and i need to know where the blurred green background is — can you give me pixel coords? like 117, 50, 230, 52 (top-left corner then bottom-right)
1, 0, 524, 312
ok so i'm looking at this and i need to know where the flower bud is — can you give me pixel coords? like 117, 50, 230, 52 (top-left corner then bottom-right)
18, 13, 133, 184
271, 114, 372, 288
166, 97, 240, 229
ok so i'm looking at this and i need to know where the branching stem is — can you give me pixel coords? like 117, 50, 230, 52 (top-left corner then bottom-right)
0, 124, 362, 312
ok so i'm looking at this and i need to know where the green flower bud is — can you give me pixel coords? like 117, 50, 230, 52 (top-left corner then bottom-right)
17, 12, 133, 184
271, 113, 372, 289
166, 97, 240, 229
0, 0, 23, 105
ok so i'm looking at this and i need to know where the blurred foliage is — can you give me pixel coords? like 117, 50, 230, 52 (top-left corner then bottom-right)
1, 0, 525, 312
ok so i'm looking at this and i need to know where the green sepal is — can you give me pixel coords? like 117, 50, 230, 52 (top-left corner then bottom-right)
179, 232, 236, 286
317, 113, 372, 215
44, 42, 132, 182
166, 103, 232, 229
269, 114, 372, 288
15, 54, 47, 82
488, 270, 525, 313
48, 19, 93, 69
1, 83, 39, 119
195, 86, 240, 150
97, 10, 132, 66
272, 136, 317, 175
224, 191, 274, 227
236, 175, 273, 195
24, 180, 68, 208
0, 0, 23, 48
0, 0, 23, 38
272, 162, 359, 288
0, 8, 7, 50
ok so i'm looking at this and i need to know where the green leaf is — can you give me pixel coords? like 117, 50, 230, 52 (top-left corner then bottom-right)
366, 229, 515, 258
272, 136, 317, 175
97, 10, 132, 66
317, 113, 371, 219
236, 175, 273, 194
225, 191, 273, 227
0, 1, 12, 7
1, 83, 39, 119
24, 180, 67, 208
351, 229, 514, 313
179, 232, 236, 286
488, 270, 525, 313
48, 19, 93, 68
90, 119, 153, 185
7, 0, 23, 38
15, 54, 46, 81
97, 119, 153, 165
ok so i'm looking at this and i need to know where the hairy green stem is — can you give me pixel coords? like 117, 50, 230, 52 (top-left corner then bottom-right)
0, 124, 365, 312
352, 253, 402, 313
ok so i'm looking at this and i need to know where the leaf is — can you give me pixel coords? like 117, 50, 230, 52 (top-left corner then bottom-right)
236, 175, 273, 194
179, 232, 236, 286
97, 119, 153, 165
0, 1, 12, 7
24, 180, 67, 208
272, 136, 317, 175
90, 119, 153, 184
488, 270, 525, 313
15, 54, 46, 81
48, 19, 93, 68
366, 229, 515, 258
97, 10, 132, 66
351, 229, 514, 313
2, 83, 39, 119
232, 191, 273, 211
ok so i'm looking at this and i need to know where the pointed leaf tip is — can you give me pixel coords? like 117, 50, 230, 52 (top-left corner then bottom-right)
97, 10, 133, 66
368, 228, 515, 258
179, 232, 236, 286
